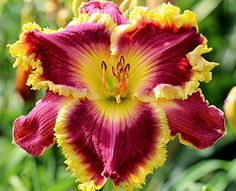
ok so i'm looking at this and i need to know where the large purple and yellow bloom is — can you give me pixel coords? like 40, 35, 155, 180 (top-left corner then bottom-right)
10, 1, 225, 190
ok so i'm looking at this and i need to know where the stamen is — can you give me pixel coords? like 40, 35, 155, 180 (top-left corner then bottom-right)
112, 56, 130, 101
122, 63, 130, 96
112, 66, 117, 78
120, 56, 125, 66
120, 63, 126, 96
125, 63, 130, 74
101, 61, 110, 97
117, 61, 122, 71
101, 60, 107, 71
101, 56, 130, 103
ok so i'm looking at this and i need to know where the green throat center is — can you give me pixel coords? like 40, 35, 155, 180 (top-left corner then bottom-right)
101, 56, 130, 104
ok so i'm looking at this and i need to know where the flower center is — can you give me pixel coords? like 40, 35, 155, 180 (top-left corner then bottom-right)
101, 56, 130, 104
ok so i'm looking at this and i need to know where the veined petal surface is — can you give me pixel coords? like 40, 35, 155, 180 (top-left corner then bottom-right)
9, 14, 116, 98
13, 91, 65, 156
158, 90, 225, 149
111, 4, 218, 99
9, 3, 218, 101
55, 98, 169, 190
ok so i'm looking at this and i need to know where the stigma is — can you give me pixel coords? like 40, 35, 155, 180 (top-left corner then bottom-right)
101, 56, 130, 103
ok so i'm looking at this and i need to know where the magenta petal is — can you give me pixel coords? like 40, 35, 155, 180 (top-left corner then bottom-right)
13, 91, 64, 156
159, 90, 225, 149
23, 23, 111, 93
55, 99, 169, 189
80, 1, 128, 25
116, 23, 203, 95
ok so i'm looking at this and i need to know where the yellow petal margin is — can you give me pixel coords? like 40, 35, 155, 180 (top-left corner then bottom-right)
54, 98, 106, 191
154, 36, 218, 100
111, 3, 218, 100
54, 98, 170, 191
115, 104, 170, 191
8, 12, 116, 99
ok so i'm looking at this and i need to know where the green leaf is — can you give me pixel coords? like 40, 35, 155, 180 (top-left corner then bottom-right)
163, 160, 228, 191
193, 0, 223, 22
9, 175, 27, 191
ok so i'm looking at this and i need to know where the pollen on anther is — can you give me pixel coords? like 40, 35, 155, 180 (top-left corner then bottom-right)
120, 55, 125, 65
112, 66, 116, 77
101, 61, 107, 71
125, 63, 130, 73
117, 61, 122, 71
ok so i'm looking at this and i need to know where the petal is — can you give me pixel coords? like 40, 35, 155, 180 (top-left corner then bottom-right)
224, 86, 236, 132
158, 90, 225, 149
13, 91, 65, 156
111, 4, 218, 100
9, 14, 116, 98
80, 1, 128, 25
55, 98, 170, 190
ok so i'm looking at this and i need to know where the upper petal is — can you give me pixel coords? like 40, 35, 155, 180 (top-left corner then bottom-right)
55, 98, 170, 190
80, 1, 128, 25
158, 90, 225, 149
9, 14, 116, 99
13, 91, 65, 156
111, 4, 218, 100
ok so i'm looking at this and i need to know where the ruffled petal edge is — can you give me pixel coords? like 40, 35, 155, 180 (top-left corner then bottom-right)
9, 12, 117, 99
111, 3, 218, 100
55, 98, 170, 191
54, 99, 106, 191
13, 91, 64, 156
158, 89, 225, 149
116, 104, 170, 190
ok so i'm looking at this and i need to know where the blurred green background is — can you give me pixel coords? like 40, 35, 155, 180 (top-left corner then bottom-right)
0, 0, 236, 190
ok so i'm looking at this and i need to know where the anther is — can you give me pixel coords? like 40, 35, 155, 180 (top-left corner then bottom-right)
116, 61, 122, 71
112, 66, 116, 77
125, 63, 130, 73
120, 56, 125, 66
101, 60, 107, 71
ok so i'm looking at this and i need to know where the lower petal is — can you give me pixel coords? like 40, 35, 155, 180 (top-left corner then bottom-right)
54, 98, 170, 190
13, 91, 65, 156
158, 90, 225, 149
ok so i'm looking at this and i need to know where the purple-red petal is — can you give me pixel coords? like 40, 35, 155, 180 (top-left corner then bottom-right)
13, 91, 64, 156
55, 99, 169, 189
80, 1, 128, 25
159, 90, 225, 149
23, 23, 111, 95
113, 22, 203, 97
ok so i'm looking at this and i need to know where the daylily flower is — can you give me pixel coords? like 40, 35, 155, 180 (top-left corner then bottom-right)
224, 86, 236, 132
9, 1, 225, 190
